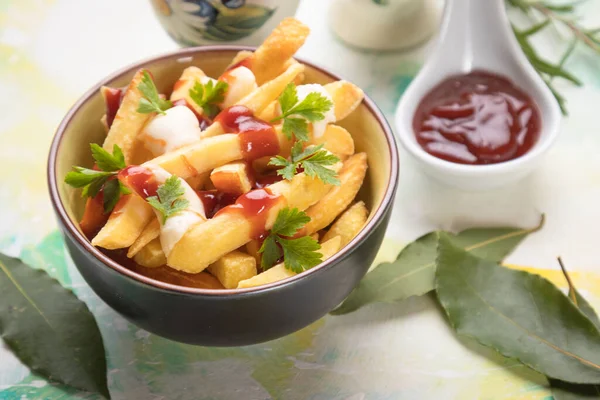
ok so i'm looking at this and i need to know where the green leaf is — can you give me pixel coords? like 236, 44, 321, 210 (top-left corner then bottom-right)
271, 207, 311, 237
550, 258, 600, 399
278, 82, 298, 116
435, 235, 600, 384
0, 253, 109, 398
64, 168, 113, 188
332, 216, 544, 315
137, 71, 172, 115
101, 179, 121, 214
259, 235, 281, 271
282, 117, 309, 142
189, 79, 228, 118
90, 144, 125, 172
270, 143, 340, 185
146, 176, 189, 224
277, 236, 322, 273
272, 83, 333, 142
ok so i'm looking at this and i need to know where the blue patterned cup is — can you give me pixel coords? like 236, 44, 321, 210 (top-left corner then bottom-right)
150, 0, 300, 46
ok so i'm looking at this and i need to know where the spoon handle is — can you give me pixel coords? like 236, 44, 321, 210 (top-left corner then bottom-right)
434, 0, 516, 71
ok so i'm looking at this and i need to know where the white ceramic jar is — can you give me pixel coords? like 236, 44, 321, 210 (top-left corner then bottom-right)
329, 0, 440, 51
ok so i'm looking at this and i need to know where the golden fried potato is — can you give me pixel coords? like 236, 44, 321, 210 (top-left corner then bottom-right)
102, 69, 152, 165
325, 80, 365, 121
237, 236, 342, 288
91, 195, 154, 249
250, 17, 310, 85
301, 153, 368, 235
168, 164, 342, 273
127, 218, 160, 258
321, 201, 368, 247
133, 237, 167, 268
210, 161, 253, 195
208, 250, 257, 289
312, 125, 355, 159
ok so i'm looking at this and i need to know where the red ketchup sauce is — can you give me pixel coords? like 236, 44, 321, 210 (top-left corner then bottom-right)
195, 190, 238, 218
172, 98, 212, 130
412, 71, 541, 165
104, 87, 126, 128
214, 105, 280, 161
118, 166, 158, 199
214, 188, 282, 240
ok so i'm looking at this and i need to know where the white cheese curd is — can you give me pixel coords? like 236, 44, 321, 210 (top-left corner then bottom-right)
219, 66, 258, 108
145, 165, 206, 257
294, 84, 336, 138
141, 106, 202, 156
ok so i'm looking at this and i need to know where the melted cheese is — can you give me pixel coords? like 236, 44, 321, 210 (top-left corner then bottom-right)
295, 84, 336, 138
145, 165, 206, 256
141, 106, 202, 156
220, 67, 258, 108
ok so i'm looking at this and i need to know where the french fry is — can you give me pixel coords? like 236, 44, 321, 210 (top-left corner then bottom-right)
246, 240, 261, 264
168, 163, 342, 273
127, 218, 160, 258
102, 69, 152, 165
237, 236, 342, 288
311, 125, 355, 159
185, 172, 209, 190
91, 195, 154, 249
170, 66, 207, 115
133, 237, 167, 268
258, 81, 364, 123
207, 250, 257, 289
210, 161, 253, 195
322, 201, 368, 247
301, 153, 368, 235
247, 18, 310, 85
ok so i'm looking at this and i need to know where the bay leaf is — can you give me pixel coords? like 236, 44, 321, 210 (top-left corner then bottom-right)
331, 216, 543, 315
0, 253, 110, 398
550, 260, 600, 399
435, 235, 600, 384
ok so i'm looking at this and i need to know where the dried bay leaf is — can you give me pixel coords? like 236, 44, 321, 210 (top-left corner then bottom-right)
331, 216, 543, 315
435, 236, 600, 384
0, 253, 110, 398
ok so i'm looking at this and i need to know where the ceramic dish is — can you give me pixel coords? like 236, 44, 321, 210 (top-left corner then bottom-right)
48, 46, 399, 346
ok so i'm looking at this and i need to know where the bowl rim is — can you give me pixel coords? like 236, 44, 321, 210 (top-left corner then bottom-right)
47, 45, 399, 296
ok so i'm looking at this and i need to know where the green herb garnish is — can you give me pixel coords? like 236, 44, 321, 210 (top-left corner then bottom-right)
269, 142, 340, 185
146, 176, 190, 224
508, 0, 600, 115
189, 79, 228, 118
259, 207, 322, 272
271, 83, 333, 142
64, 144, 130, 213
137, 71, 173, 115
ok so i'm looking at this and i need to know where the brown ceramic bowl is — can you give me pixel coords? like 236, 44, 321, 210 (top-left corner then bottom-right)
48, 46, 399, 346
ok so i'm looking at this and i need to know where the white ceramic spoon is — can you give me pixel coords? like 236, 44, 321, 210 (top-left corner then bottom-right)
394, 0, 561, 190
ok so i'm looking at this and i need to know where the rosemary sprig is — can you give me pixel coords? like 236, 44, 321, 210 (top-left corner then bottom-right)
507, 0, 600, 115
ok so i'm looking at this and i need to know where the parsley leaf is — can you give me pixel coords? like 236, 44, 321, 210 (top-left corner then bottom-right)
90, 143, 125, 171
258, 207, 322, 272
271, 83, 333, 142
189, 79, 228, 118
259, 235, 281, 272
64, 144, 128, 213
146, 176, 190, 224
268, 142, 340, 185
278, 236, 323, 273
137, 71, 172, 115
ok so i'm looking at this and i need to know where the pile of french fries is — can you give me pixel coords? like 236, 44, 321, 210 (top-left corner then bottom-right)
82, 18, 370, 290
